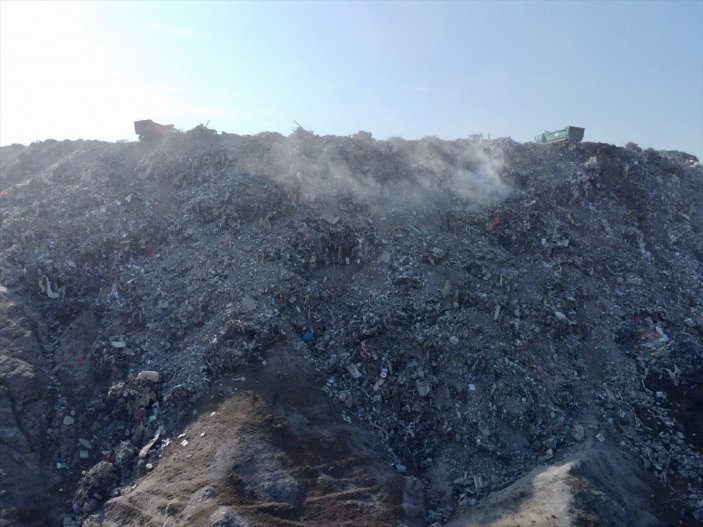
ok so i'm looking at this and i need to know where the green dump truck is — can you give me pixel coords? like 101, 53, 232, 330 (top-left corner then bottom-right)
534, 126, 585, 144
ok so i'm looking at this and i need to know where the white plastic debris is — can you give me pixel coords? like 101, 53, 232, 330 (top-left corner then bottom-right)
109, 337, 127, 349
347, 363, 363, 379
45, 277, 60, 298
139, 425, 165, 459
136, 370, 161, 383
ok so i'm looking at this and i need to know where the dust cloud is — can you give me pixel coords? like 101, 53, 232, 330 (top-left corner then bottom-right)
238, 129, 510, 209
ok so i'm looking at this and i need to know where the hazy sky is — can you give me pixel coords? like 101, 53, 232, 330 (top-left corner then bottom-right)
1, 1, 702, 157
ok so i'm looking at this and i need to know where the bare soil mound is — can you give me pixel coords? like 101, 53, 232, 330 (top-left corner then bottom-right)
86, 345, 424, 527
447, 445, 692, 527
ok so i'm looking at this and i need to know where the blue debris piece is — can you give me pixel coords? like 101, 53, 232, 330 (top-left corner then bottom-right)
302, 328, 315, 344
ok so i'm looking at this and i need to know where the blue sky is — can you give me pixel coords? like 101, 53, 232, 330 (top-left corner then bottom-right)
1, 1, 702, 157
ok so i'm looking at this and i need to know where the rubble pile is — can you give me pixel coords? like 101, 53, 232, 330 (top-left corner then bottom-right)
0, 129, 701, 526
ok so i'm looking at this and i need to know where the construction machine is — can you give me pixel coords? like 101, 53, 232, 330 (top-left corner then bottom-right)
134, 119, 175, 141
534, 126, 585, 144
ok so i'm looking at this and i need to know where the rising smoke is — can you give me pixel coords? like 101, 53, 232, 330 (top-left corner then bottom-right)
238, 128, 511, 210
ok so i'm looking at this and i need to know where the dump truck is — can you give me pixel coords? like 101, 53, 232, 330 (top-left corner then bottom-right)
134, 119, 175, 141
534, 126, 585, 144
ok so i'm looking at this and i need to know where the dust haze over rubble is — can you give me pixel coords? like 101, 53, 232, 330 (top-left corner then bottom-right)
0, 128, 702, 527
242, 129, 509, 208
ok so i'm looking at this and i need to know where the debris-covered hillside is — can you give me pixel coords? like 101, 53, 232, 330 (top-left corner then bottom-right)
0, 129, 701, 527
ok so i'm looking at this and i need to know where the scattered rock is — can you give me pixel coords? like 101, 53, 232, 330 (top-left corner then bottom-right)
240, 297, 257, 312
572, 424, 585, 442
136, 371, 161, 383
416, 380, 431, 397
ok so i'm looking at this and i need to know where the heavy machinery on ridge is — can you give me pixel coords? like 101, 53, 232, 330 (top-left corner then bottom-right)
534, 126, 585, 144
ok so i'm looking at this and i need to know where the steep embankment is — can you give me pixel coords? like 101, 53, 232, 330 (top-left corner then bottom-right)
1, 130, 701, 526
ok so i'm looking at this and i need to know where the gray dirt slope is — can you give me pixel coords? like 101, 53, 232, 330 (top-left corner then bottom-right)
0, 128, 701, 526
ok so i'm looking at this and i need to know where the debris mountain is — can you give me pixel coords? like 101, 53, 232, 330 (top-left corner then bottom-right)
0, 129, 701, 526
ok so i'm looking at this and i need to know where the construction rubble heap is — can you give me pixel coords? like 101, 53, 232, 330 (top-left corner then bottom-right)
0, 127, 702, 527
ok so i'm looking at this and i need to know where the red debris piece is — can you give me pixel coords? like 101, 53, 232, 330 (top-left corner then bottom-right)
360, 341, 376, 363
